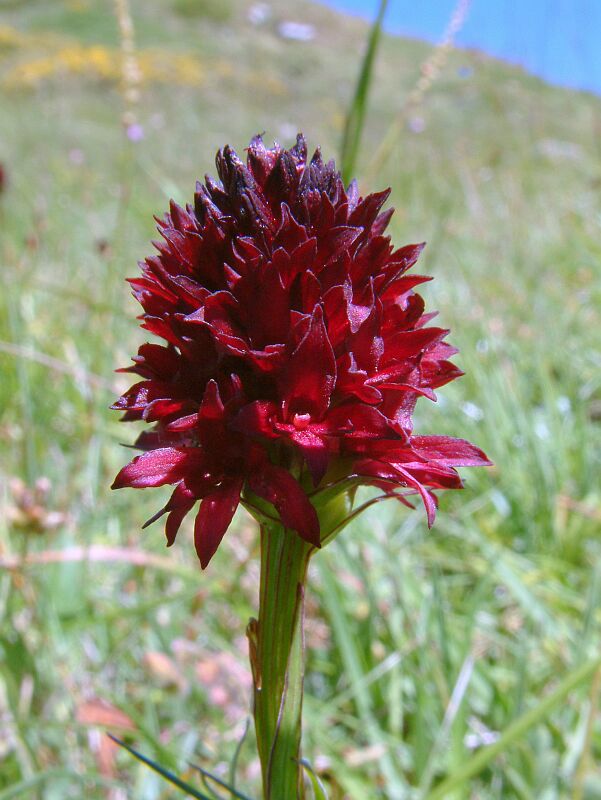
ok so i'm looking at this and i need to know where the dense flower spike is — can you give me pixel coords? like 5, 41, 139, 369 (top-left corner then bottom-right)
112, 135, 490, 567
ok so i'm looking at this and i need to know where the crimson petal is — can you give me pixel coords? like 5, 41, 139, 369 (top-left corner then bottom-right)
411, 436, 493, 467
112, 447, 203, 489
164, 483, 197, 546
288, 429, 329, 486
194, 479, 243, 568
248, 464, 320, 547
281, 305, 336, 419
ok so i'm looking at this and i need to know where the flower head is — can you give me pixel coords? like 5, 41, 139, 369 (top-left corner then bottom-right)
112, 135, 490, 567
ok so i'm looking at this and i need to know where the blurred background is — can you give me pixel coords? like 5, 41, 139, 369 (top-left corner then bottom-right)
0, 1, 600, 798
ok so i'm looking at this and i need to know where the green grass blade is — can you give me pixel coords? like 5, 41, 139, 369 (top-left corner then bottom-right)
108, 735, 213, 800
0, 770, 114, 799
424, 656, 601, 800
229, 716, 251, 790
189, 762, 255, 800
339, 0, 389, 183
318, 556, 409, 794
298, 758, 329, 800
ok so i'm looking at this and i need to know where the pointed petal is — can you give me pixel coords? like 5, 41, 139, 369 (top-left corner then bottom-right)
381, 327, 448, 366
393, 466, 438, 526
335, 352, 383, 404
232, 400, 278, 438
164, 507, 188, 547
354, 459, 438, 527
111, 448, 202, 489
248, 465, 320, 547
161, 483, 197, 546
199, 379, 224, 420
281, 305, 336, 419
325, 402, 391, 438
316, 225, 362, 267
166, 412, 199, 432
348, 189, 390, 229
289, 429, 329, 486
193, 479, 243, 568
411, 436, 492, 467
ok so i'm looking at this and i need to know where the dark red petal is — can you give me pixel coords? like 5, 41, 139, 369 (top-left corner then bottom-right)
325, 402, 391, 438
165, 506, 191, 546
410, 436, 492, 467
273, 203, 310, 253
355, 459, 437, 527
380, 274, 432, 306
140, 315, 182, 347
412, 482, 438, 527
403, 462, 464, 489
315, 225, 362, 267
381, 327, 448, 366
322, 284, 349, 346
193, 479, 243, 568
141, 482, 196, 539
142, 398, 193, 422
245, 344, 287, 373
248, 465, 320, 547
347, 288, 375, 335
348, 189, 390, 230
112, 380, 180, 413
388, 242, 426, 276
127, 343, 180, 380
233, 236, 263, 265
233, 261, 290, 347
335, 352, 383, 404
298, 270, 322, 314
279, 238, 317, 289
131, 431, 163, 451
164, 484, 197, 546
199, 379, 224, 420
281, 305, 336, 419
265, 151, 302, 207
378, 388, 419, 435
166, 413, 199, 432
421, 342, 464, 389
232, 401, 278, 438
348, 303, 384, 372
346, 178, 359, 212
288, 429, 329, 486
350, 235, 393, 286
247, 134, 280, 185
371, 207, 394, 237
111, 447, 202, 489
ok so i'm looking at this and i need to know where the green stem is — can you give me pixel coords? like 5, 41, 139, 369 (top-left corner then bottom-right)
248, 522, 313, 799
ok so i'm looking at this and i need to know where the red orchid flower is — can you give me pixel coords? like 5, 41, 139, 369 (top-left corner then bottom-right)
112, 135, 490, 567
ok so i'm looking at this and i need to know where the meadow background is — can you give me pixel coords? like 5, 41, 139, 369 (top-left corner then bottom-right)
1, 1, 600, 798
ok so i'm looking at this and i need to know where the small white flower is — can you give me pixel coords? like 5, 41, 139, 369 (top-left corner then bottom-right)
248, 3, 271, 25
278, 21, 315, 41
534, 418, 550, 440
462, 401, 484, 421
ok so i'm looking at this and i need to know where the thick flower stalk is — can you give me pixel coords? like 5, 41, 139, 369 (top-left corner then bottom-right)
112, 134, 490, 797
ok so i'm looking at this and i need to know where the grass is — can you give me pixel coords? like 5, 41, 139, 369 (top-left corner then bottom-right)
0, 0, 600, 797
